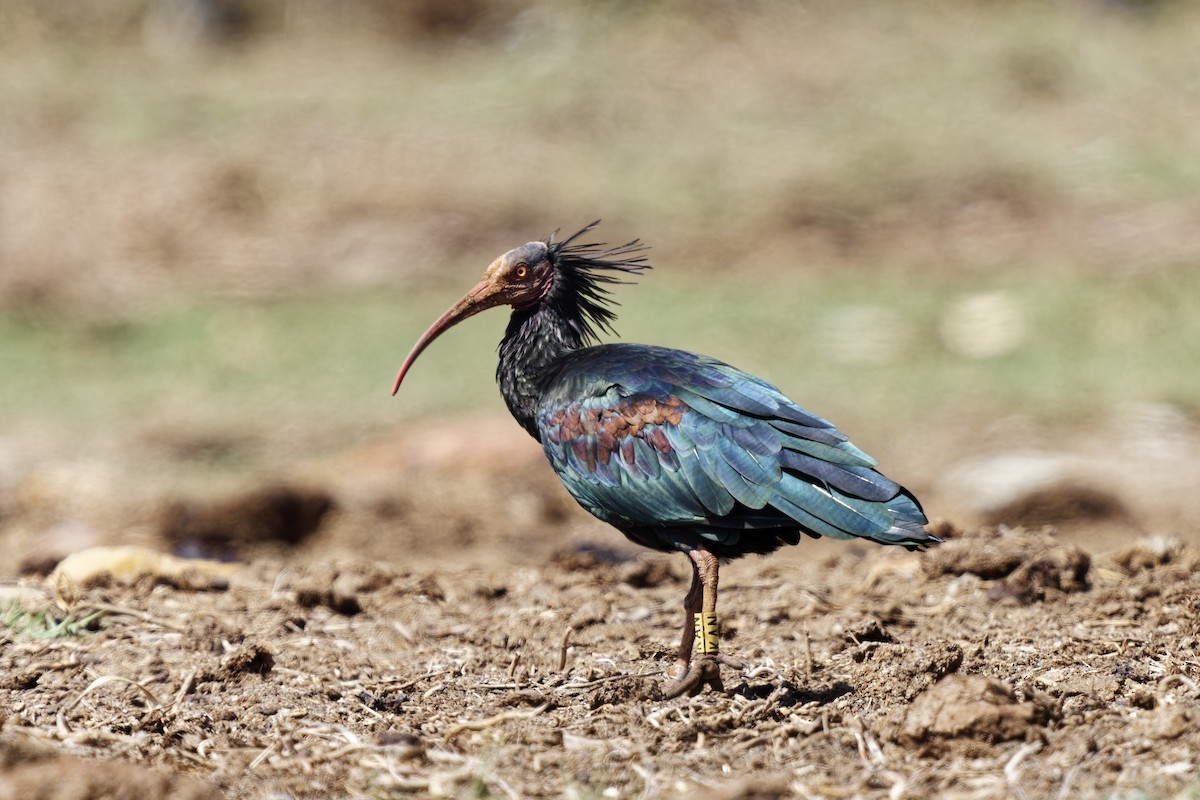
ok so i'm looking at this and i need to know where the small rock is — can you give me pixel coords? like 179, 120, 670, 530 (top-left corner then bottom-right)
48, 545, 238, 590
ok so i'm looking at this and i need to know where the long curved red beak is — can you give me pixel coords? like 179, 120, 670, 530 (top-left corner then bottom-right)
391, 278, 503, 395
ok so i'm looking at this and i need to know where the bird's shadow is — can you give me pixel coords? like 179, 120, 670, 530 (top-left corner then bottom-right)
731, 678, 853, 708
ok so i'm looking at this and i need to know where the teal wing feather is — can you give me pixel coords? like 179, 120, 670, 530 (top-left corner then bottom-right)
536, 343, 936, 557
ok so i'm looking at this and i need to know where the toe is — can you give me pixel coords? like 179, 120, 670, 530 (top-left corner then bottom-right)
661, 656, 723, 699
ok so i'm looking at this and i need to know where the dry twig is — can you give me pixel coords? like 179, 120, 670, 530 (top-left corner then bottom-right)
442, 703, 550, 744
56, 674, 164, 736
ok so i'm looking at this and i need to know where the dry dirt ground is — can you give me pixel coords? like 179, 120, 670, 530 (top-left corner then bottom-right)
3, 420, 1200, 800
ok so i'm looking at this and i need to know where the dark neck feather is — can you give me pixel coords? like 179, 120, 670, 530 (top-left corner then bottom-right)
497, 304, 582, 439
495, 222, 651, 440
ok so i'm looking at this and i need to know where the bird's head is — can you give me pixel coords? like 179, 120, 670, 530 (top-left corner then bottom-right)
392, 221, 649, 395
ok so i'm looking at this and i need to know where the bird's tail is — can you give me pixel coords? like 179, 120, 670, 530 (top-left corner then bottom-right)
871, 488, 940, 551
767, 476, 939, 551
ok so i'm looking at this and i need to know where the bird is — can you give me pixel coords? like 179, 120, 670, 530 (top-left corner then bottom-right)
392, 221, 940, 698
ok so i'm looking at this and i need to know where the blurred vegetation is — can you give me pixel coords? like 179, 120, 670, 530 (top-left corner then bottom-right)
3, 267, 1197, 469
0, 0, 1198, 471
0, 601, 102, 639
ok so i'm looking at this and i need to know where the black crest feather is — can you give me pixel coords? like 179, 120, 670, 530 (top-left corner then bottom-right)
543, 220, 651, 344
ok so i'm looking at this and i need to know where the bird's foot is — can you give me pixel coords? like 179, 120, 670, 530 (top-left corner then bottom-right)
661, 653, 746, 699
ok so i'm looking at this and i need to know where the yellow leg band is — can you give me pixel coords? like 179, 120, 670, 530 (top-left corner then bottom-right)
694, 611, 719, 654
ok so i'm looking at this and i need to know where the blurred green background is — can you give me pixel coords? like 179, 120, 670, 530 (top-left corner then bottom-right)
1, 0, 1198, 516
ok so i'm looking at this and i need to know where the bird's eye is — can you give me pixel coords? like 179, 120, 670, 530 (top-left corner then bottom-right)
514, 264, 528, 279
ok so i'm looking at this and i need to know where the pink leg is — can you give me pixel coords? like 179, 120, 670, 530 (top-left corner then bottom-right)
661, 547, 739, 698
671, 557, 704, 673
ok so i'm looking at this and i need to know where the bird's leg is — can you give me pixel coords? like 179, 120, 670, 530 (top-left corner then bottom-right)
668, 557, 704, 677
661, 547, 738, 699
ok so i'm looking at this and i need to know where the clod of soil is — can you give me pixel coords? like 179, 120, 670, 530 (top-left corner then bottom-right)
853, 641, 965, 701
924, 527, 1027, 579
1109, 534, 1182, 573
220, 642, 275, 677
987, 543, 1090, 603
924, 525, 1090, 599
890, 674, 1056, 746
295, 583, 362, 616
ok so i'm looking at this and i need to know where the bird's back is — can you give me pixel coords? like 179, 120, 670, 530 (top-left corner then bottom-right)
536, 343, 935, 558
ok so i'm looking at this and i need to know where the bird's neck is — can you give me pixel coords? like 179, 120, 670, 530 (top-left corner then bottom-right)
497, 303, 585, 440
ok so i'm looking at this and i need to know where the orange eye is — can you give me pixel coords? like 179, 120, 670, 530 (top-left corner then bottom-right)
515, 264, 528, 279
